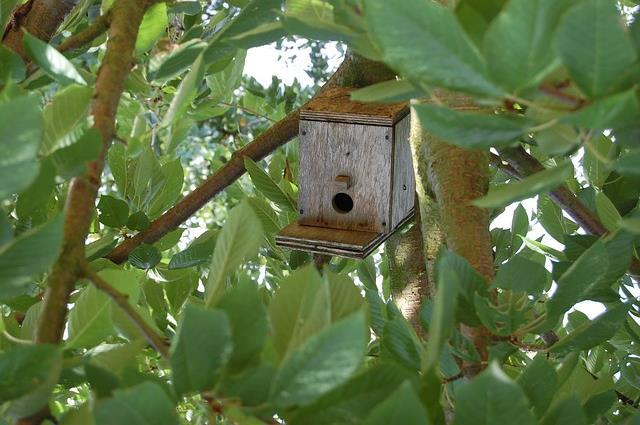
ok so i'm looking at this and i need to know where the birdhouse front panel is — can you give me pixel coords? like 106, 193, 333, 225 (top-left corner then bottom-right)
297, 119, 393, 234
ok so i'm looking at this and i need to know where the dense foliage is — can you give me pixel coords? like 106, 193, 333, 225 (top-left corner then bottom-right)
0, 0, 639, 424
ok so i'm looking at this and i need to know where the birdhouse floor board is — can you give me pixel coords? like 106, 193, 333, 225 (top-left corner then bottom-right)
275, 222, 386, 259
275, 212, 414, 259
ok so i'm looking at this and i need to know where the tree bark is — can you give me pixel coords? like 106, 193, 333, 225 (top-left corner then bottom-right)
35, 0, 151, 346
386, 214, 430, 337
2, 0, 79, 58
414, 93, 495, 377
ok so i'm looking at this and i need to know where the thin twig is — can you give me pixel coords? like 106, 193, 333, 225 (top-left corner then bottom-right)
218, 101, 276, 122
81, 262, 170, 359
57, 11, 112, 53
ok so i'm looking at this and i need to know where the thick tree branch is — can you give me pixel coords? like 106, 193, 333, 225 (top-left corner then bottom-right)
2, 0, 79, 58
416, 93, 495, 377
386, 214, 431, 337
81, 262, 170, 358
499, 146, 640, 278
35, 0, 151, 347
106, 53, 397, 263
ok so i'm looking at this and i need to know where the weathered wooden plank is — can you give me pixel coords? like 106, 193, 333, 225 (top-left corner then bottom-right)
301, 87, 409, 126
275, 222, 385, 258
298, 120, 393, 233
391, 114, 416, 229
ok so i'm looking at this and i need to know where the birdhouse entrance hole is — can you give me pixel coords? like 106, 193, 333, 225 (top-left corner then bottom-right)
332, 192, 353, 214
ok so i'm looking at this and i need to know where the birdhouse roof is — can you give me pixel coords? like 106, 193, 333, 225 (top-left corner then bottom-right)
300, 87, 409, 126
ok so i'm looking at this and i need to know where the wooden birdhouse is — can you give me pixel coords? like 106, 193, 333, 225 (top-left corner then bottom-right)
275, 87, 416, 258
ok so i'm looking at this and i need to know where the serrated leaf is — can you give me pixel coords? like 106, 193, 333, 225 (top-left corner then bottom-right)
270, 311, 367, 408
67, 269, 141, 349
517, 355, 558, 417
473, 162, 573, 208
135, 3, 168, 54
205, 201, 263, 306
453, 363, 536, 425
0, 94, 43, 200
350, 79, 423, 103
549, 303, 629, 355
0, 344, 62, 419
168, 230, 218, 269
129, 244, 161, 270
244, 157, 297, 212
554, 0, 638, 98
365, 0, 502, 97
0, 215, 63, 301
22, 31, 86, 86
483, 0, 573, 93
162, 54, 204, 127
170, 304, 232, 396
41, 84, 93, 154
93, 381, 179, 425
414, 104, 528, 149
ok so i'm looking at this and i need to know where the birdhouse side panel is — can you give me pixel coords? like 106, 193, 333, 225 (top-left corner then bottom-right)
298, 120, 393, 233
391, 114, 416, 229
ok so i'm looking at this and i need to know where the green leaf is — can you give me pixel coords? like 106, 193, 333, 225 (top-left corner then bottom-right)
0, 344, 62, 419
483, 0, 573, 93
269, 265, 331, 358
537, 195, 578, 242
129, 244, 161, 270
244, 157, 297, 212
516, 355, 558, 417
544, 241, 609, 328
540, 396, 587, 425
453, 363, 536, 425
473, 162, 573, 209
414, 104, 529, 149
582, 135, 613, 189
494, 255, 550, 294
127, 211, 150, 231
289, 363, 413, 425
170, 304, 232, 396
22, 31, 86, 86
595, 191, 621, 232
15, 158, 55, 219
41, 84, 93, 154
50, 128, 102, 179
162, 54, 204, 127
135, 3, 168, 54
0, 0, 20, 35
168, 230, 218, 269
423, 254, 459, 371
615, 151, 640, 176
0, 94, 43, 200
326, 271, 364, 321
381, 316, 422, 371
246, 196, 281, 235
270, 311, 367, 408
97, 195, 129, 228
549, 303, 629, 355
619, 217, 640, 234
217, 279, 268, 371
554, 0, 638, 98
363, 381, 430, 425
67, 269, 141, 349
93, 381, 179, 425
565, 90, 640, 130
350, 79, 423, 103
150, 39, 207, 81
0, 215, 63, 301
205, 200, 263, 306
365, 0, 502, 97
147, 159, 184, 218
0, 44, 25, 82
